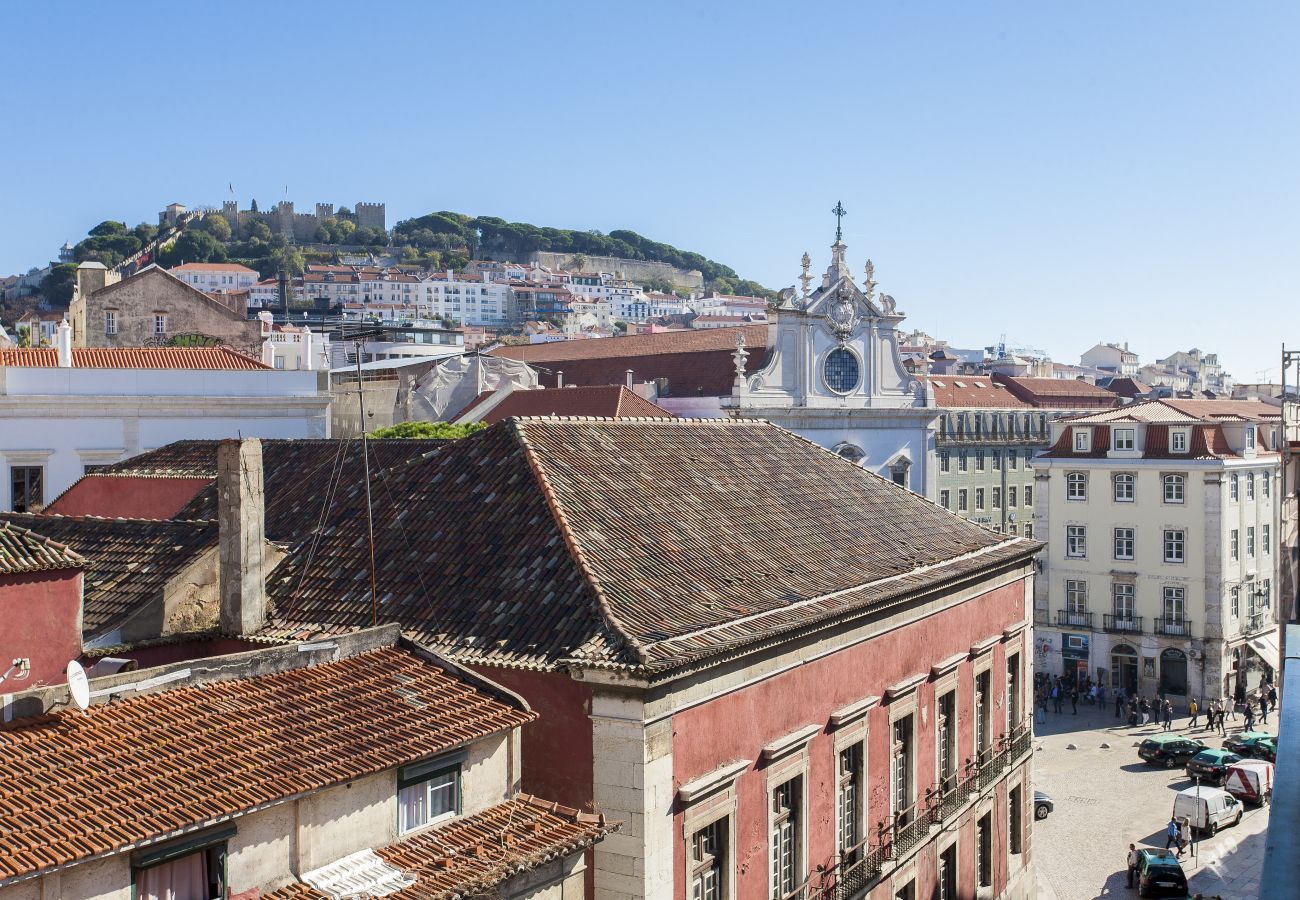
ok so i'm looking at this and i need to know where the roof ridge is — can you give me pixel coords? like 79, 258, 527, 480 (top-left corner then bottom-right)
506, 420, 649, 667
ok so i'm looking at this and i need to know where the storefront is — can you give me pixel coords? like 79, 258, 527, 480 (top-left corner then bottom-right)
1062, 632, 1090, 683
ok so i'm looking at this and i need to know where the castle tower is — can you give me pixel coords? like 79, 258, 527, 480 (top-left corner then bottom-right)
315, 203, 334, 221
222, 200, 240, 239
354, 202, 386, 232
275, 201, 295, 240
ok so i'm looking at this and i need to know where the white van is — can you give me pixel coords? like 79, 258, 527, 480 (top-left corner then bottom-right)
1173, 786, 1243, 834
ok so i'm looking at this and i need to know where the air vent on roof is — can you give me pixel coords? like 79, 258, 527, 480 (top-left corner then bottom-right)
974, 382, 986, 389
954, 381, 966, 388
932, 380, 946, 387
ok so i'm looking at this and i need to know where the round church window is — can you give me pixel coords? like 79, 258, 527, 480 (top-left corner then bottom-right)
823, 348, 860, 393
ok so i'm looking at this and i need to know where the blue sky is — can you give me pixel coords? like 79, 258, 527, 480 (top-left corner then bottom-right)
2, 2, 1296, 379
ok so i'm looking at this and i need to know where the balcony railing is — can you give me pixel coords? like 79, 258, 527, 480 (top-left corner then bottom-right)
1154, 617, 1193, 637
811, 724, 1033, 900
1103, 615, 1143, 634
1055, 610, 1093, 629
1244, 613, 1270, 633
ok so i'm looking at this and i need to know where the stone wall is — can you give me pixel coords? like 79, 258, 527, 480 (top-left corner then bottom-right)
479, 250, 704, 288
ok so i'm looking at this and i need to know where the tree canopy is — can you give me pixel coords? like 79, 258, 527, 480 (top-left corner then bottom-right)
368, 420, 488, 439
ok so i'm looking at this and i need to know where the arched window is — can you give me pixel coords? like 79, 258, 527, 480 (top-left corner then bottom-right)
890, 458, 911, 487
834, 443, 866, 464
1113, 473, 1135, 502
1163, 474, 1185, 504
1067, 472, 1087, 501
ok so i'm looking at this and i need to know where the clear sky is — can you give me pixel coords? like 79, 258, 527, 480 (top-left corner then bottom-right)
2, 2, 1296, 379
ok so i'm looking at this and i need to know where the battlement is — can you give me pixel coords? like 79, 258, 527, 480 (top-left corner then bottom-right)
354, 201, 386, 231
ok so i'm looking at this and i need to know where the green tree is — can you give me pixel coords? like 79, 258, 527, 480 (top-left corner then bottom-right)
572, 253, 587, 270
334, 219, 356, 243
200, 215, 232, 242
40, 263, 77, 306
16, 326, 31, 348
369, 420, 488, 439
88, 220, 128, 237
245, 220, 273, 243
314, 225, 333, 244
132, 222, 158, 244
274, 246, 306, 276
159, 230, 227, 266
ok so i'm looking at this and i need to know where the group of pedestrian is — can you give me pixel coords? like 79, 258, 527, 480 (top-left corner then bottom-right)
1120, 692, 1176, 729
1034, 672, 1107, 718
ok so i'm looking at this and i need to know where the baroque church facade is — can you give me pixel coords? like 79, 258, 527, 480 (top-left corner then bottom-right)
724, 237, 939, 496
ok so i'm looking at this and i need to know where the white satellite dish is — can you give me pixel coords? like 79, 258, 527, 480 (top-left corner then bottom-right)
66, 660, 90, 713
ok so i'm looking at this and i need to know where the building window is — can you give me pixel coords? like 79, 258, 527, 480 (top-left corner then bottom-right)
959, 452, 968, 473
992, 487, 1002, 508
1009, 785, 1024, 856
1247, 527, 1256, 557
1264, 524, 1271, 555
959, 489, 969, 512
1114, 583, 1135, 620
940, 451, 950, 473
937, 691, 957, 792
992, 451, 1002, 471
837, 744, 863, 859
1066, 580, 1088, 614
1263, 475, 1271, 499
1008, 486, 1018, 508
1067, 472, 1087, 501
1163, 586, 1186, 623
940, 490, 951, 510
1230, 474, 1239, 501
1171, 430, 1188, 453
1024, 523, 1034, 539
10, 466, 43, 512
134, 845, 226, 900
1010, 523, 1019, 535
1007, 652, 1022, 728
1164, 474, 1185, 504
975, 450, 986, 472
1230, 528, 1241, 560
975, 669, 992, 760
1073, 429, 1090, 452
1114, 527, 1135, 560
892, 714, 915, 822
977, 812, 993, 888
1163, 529, 1185, 564
154, 314, 167, 335
771, 777, 802, 898
896, 880, 916, 900
1230, 586, 1240, 619
1247, 473, 1255, 500
975, 488, 985, 511
939, 843, 958, 900
1246, 426, 1256, 449
691, 820, 727, 900
1066, 525, 1087, 558
1009, 452, 1019, 471
398, 759, 461, 834
1114, 473, 1135, 502
1114, 428, 1135, 451
890, 459, 910, 487
104, 311, 117, 335
1262, 580, 1272, 610
823, 348, 860, 393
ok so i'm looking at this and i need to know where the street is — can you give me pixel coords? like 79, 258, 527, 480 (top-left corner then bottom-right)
1033, 697, 1274, 899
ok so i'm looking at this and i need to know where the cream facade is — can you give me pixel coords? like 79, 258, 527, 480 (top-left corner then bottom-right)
1033, 401, 1282, 704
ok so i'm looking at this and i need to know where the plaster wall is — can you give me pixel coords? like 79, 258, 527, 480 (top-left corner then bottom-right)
226, 802, 295, 893
0, 569, 82, 687
297, 770, 396, 871
47, 475, 210, 519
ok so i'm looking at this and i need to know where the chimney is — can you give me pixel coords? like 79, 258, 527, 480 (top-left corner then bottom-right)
556, 370, 564, 388
626, 369, 634, 389
218, 438, 267, 635
56, 319, 72, 368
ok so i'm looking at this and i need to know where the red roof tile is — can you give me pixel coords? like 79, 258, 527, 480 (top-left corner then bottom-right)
169, 263, 259, 274
263, 795, 616, 900
0, 521, 83, 575
0, 640, 534, 883
928, 376, 1032, 409
456, 385, 672, 424
992, 374, 1118, 408
0, 348, 270, 370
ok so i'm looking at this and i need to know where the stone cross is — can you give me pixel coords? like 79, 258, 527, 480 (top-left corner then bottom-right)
832, 201, 847, 242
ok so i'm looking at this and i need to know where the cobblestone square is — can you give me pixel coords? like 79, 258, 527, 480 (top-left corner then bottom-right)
1033, 699, 1273, 899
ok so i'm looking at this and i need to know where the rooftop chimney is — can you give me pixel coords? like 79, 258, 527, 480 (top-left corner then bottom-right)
626, 369, 634, 389
56, 319, 72, 368
218, 438, 267, 635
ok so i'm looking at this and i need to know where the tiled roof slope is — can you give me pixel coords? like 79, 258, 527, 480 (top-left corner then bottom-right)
0, 521, 83, 575
0, 347, 270, 370
489, 325, 769, 395
456, 384, 673, 424
992, 374, 1117, 408
1061, 398, 1281, 425
928, 376, 1031, 409
264, 795, 616, 900
260, 419, 1037, 674
0, 645, 534, 883
0, 513, 216, 636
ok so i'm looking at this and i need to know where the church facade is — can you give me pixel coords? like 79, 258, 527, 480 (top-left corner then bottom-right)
724, 239, 939, 496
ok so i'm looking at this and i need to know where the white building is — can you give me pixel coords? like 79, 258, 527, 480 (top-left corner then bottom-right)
1033, 398, 1282, 705
258, 312, 331, 371
1080, 342, 1140, 376
0, 323, 330, 511
417, 272, 511, 326
644, 291, 690, 317
168, 262, 260, 293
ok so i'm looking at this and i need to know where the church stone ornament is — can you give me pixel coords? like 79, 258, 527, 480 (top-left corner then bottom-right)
826, 283, 860, 343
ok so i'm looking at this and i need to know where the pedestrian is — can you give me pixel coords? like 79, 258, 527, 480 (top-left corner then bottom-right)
1115, 690, 1123, 719
1127, 843, 1140, 888
1163, 700, 1174, 732
1260, 694, 1269, 725
1052, 684, 1062, 714
1142, 697, 1151, 726
1268, 684, 1278, 712
1218, 706, 1228, 737
1070, 687, 1078, 715
1245, 704, 1255, 732
1164, 816, 1181, 852
1189, 697, 1199, 728
1178, 816, 1193, 858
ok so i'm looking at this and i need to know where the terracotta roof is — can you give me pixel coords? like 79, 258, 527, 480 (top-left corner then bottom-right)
455, 385, 672, 424
169, 262, 259, 274
992, 374, 1118, 408
0, 641, 534, 884
0, 347, 270, 370
1097, 376, 1153, 399
0, 513, 217, 636
263, 795, 616, 900
0, 521, 83, 575
490, 324, 769, 395
1063, 398, 1282, 425
1046, 424, 1112, 458
257, 419, 1037, 674
928, 376, 1032, 409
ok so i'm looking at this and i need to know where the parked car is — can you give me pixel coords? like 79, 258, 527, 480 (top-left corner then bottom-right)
1135, 848, 1189, 898
1172, 786, 1243, 835
1139, 735, 1206, 768
1034, 790, 1054, 820
1185, 748, 1242, 785
1224, 760, 1274, 805
1253, 737, 1277, 763
1223, 730, 1272, 756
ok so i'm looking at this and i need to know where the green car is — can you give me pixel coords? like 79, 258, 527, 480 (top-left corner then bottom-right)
1224, 731, 1273, 756
1185, 748, 1242, 785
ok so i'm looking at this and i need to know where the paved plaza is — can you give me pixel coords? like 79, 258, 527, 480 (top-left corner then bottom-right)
1032, 698, 1274, 899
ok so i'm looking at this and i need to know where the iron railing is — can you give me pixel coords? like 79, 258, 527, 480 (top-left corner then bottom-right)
1103, 614, 1143, 634
1154, 617, 1193, 637
1056, 609, 1093, 629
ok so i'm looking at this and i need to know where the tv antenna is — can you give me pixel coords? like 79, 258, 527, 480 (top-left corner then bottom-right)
66, 660, 90, 714
0, 658, 30, 686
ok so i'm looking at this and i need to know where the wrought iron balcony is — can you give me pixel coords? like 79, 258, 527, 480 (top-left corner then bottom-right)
1103, 615, 1143, 634
1245, 613, 1271, 633
1154, 617, 1193, 637
1055, 609, 1093, 629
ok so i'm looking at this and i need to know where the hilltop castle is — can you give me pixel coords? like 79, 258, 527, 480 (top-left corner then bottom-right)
159, 199, 386, 242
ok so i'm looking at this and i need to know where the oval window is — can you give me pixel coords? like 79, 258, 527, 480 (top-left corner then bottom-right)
823, 348, 860, 393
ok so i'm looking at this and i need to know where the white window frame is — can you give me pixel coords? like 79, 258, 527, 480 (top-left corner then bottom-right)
1163, 529, 1186, 564
1113, 428, 1135, 451
1066, 525, 1087, 558
1114, 473, 1135, 502
1113, 527, 1135, 561
1163, 474, 1185, 504
1231, 529, 1239, 561
1067, 472, 1087, 501
1073, 429, 1090, 452
1171, 430, 1188, 453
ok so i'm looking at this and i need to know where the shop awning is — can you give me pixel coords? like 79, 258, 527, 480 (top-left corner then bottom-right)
1250, 631, 1281, 674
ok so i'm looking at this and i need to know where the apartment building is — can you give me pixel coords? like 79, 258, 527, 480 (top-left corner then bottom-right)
1033, 399, 1283, 704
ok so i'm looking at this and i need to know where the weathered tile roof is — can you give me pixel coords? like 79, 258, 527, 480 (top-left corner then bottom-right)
0, 513, 217, 636
259, 419, 1037, 674
0, 643, 534, 884
263, 795, 616, 900
0, 347, 270, 370
455, 384, 673, 424
992, 374, 1118, 408
0, 521, 83, 576
928, 375, 1032, 409
1061, 398, 1281, 425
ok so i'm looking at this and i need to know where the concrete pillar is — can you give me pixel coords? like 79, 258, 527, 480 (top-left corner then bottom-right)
56, 320, 72, 368
218, 438, 267, 635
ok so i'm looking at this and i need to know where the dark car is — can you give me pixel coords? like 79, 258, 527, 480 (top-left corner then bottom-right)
1185, 748, 1242, 785
1253, 737, 1277, 763
1139, 735, 1206, 768
1136, 848, 1189, 898
1034, 790, 1054, 820
1223, 731, 1272, 756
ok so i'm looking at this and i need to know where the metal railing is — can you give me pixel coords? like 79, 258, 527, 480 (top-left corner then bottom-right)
1056, 609, 1093, 629
1103, 614, 1143, 633
1154, 617, 1193, 637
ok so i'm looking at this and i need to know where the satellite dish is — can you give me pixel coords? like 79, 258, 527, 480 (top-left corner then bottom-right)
66, 660, 90, 713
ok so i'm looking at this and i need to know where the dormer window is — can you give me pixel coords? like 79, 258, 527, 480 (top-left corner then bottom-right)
1171, 430, 1188, 453
1245, 426, 1256, 449
1113, 429, 1135, 451
1073, 429, 1090, 453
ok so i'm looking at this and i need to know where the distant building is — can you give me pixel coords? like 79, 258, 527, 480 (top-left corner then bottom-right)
1080, 341, 1140, 376
168, 261, 259, 293
452, 383, 671, 424
1150, 348, 1232, 394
